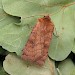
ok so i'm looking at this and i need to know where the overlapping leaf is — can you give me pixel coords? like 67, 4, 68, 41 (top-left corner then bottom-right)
3, 54, 57, 75
58, 59, 75, 75
0, 0, 3, 8
2, 0, 75, 17
48, 4, 75, 61
0, 8, 26, 55
2, 0, 62, 17
0, 0, 34, 55
2, 0, 63, 26
0, 23, 32, 55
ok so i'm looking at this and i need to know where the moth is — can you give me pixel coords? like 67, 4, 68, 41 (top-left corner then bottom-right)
22, 16, 54, 65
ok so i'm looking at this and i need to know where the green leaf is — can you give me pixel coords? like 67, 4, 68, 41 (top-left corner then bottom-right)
0, 3, 33, 56
2, 0, 62, 26
22, 0, 75, 5
0, 8, 24, 55
2, 0, 62, 17
0, 0, 3, 8
48, 4, 75, 61
0, 23, 32, 55
3, 53, 57, 75
70, 69, 75, 75
58, 59, 75, 75
2, 0, 75, 17
72, 49, 75, 53
72, 40, 75, 53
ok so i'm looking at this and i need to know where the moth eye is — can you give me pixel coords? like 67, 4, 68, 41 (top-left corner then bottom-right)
44, 16, 48, 19
44, 16, 46, 17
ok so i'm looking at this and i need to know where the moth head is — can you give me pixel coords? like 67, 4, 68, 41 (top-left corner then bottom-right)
38, 15, 51, 23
